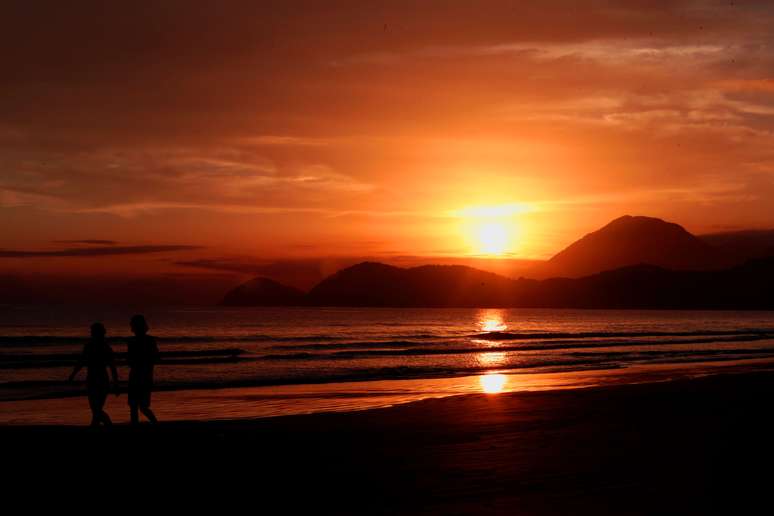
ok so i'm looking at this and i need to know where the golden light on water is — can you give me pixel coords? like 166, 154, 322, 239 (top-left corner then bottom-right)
477, 351, 507, 367
479, 373, 507, 394
478, 309, 507, 332
480, 317, 506, 332
477, 309, 509, 393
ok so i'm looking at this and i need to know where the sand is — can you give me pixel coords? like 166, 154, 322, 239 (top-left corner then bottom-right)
5, 371, 774, 514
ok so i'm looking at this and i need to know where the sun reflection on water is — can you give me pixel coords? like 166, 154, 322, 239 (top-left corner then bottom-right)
478, 309, 507, 333
477, 351, 507, 367
479, 373, 507, 394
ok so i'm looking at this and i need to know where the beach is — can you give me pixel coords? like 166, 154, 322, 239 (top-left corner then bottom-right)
6, 370, 774, 514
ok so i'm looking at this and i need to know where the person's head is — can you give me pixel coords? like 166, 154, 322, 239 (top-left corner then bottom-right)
130, 314, 149, 336
91, 322, 106, 340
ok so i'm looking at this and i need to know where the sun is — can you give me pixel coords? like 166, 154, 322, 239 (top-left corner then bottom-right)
476, 222, 509, 255
455, 203, 528, 257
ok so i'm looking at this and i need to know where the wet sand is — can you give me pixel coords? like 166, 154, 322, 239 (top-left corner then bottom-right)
5, 371, 774, 514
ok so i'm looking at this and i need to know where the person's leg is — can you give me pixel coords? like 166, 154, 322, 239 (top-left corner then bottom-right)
128, 372, 139, 425
94, 388, 110, 426
140, 405, 157, 424
88, 390, 102, 427
138, 389, 157, 423
100, 410, 113, 426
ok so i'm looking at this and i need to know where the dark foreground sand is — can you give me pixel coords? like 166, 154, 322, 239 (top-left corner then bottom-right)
5, 372, 774, 514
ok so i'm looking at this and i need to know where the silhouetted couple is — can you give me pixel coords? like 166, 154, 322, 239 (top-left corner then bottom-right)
69, 314, 159, 426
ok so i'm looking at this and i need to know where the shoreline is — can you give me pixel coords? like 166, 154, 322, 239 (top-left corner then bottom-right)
4, 356, 774, 426
6, 370, 774, 513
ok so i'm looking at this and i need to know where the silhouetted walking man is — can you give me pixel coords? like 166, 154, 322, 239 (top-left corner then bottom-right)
127, 314, 159, 425
69, 322, 119, 427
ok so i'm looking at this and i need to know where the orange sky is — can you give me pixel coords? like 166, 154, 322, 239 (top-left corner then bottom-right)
1, 1, 773, 280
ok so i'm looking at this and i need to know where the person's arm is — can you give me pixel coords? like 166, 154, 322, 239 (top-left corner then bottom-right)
152, 337, 161, 363
108, 347, 120, 395
68, 345, 86, 381
68, 363, 83, 381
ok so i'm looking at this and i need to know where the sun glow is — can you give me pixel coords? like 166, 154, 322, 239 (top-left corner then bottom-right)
456, 203, 529, 256
477, 222, 509, 254
479, 373, 507, 394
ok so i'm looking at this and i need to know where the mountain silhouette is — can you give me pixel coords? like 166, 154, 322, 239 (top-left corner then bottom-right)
222, 258, 774, 309
699, 229, 774, 263
217, 214, 774, 308
531, 215, 726, 279
517, 258, 774, 309
306, 262, 517, 307
220, 277, 305, 306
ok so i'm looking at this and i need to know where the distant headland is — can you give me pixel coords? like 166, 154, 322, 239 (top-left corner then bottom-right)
222, 215, 774, 310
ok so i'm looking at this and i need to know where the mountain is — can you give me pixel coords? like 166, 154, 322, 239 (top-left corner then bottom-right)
531, 215, 726, 279
699, 229, 774, 262
220, 277, 305, 306
306, 262, 518, 307
223, 258, 774, 309
219, 215, 774, 309
516, 258, 774, 309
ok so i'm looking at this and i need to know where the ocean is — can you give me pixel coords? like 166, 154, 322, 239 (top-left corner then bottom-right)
2, 306, 774, 424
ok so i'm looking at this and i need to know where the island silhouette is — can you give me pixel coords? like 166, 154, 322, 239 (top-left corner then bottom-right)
531, 215, 728, 279
221, 215, 774, 309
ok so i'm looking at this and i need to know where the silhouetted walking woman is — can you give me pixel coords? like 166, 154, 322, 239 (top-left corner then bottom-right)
69, 322, 119, 427
127, 314, 159, 425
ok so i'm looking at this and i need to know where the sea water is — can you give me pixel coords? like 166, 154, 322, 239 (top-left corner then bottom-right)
2, 306, 774, 423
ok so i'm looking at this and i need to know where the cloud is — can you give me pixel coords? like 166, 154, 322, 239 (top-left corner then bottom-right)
715, 79, 774, 93
175, 254, 545, 290
0, 147, 375, 215
0, 245, 202, 258
54, 240, 118, 245
236, 135, 334, 147
337, 41, 731, 68
175, 257, 361, 290
1, 0, 774, 262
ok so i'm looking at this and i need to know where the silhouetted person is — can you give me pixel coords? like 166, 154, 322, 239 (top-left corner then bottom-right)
127, 314, 159, 425
69, 322, 119, 427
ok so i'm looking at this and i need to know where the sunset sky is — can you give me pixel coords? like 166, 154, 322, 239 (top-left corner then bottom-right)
2, 1, 773, 285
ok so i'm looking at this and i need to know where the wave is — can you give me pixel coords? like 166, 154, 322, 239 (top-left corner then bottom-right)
265, 343, 774, 361
0, 335, 338, 345
268, 333, 774, 352
5, 350, 774, 403
3, 329, 771, 349
5, 333, 774, 368
0, 361, 623, 401
0, 348, 246, 369
474, 329, 774, 340
0, 333, 442, 347
268, 339, 448, 351
263, 334, 774, 359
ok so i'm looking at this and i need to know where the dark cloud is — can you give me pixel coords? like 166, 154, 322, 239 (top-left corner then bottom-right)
175, 258, 353, 290
0, 272, 239, 306
0, 245, 202, 258
175, 258, 289, 276
176, 255, 543, 289
0, 0, 765, 147
54, 240, 118, 246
